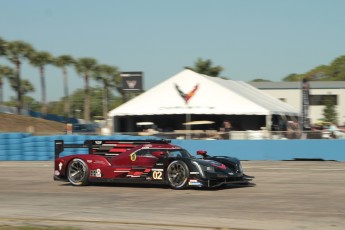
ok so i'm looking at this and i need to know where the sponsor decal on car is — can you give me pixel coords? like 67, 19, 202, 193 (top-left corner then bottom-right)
152, 171, 163, 180
188, 179, 202, 186
114, 168, 131, 173
90, 169, 102, 177
58, 162, 63, 171
126, 171, 143, 178
152, 168, 163, 180
130, 153, 137, 161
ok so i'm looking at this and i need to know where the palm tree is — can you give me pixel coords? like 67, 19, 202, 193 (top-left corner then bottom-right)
4, 40, 34, 114
8, 78, 35, 100
74, 57, 97, 121
29, 51, 53, 116
185, 58, 224, 77
54, 55, 75, 118
93, 64, 120, 123
0, 65, 15, 104
0, 37, 6, 56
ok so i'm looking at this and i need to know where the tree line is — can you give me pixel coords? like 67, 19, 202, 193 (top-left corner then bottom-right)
251, 56, 345, 82
0, 36, 125, 121
1, 36, 344, 122
282, 55, 345, 82
187, 56, 345, 82
0, 37, 225, 122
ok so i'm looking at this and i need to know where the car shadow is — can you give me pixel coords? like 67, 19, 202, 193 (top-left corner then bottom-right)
59, 182, 170, 189
59, 182, 256, 191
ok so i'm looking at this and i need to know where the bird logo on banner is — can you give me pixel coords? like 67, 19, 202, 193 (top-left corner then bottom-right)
175, 83, 199, 103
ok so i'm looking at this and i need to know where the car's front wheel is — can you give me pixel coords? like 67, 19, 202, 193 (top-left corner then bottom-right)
67, 158, 89, 186
166, 160, 189, 189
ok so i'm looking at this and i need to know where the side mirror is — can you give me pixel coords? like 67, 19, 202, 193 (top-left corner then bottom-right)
197, 150, 208, 157
152, 151, 167, 158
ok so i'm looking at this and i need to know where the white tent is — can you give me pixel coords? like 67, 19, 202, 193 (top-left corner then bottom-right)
109, 69, 298, 117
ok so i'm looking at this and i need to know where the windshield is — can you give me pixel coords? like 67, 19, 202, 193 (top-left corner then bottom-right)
167, 149, 195, 158
135, 148, 196, 158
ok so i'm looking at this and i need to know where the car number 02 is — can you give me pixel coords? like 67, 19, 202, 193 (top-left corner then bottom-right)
152, 171, 162, 180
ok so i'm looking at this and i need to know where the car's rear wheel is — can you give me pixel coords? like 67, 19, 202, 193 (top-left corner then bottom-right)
67, 158, 89, 186
166, 160, 189, 189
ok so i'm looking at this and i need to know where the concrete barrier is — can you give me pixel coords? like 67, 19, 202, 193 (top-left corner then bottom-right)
0, 133, 344, 161
172, 139, 345, 161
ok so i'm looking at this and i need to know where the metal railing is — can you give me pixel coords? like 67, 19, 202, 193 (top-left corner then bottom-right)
114, 130, 344, 140
0, 130, 343, 140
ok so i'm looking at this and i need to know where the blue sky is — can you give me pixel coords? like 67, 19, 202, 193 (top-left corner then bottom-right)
1, 0, 345, 102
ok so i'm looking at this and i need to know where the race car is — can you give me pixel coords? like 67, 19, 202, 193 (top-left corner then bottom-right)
54, 139, 253, 189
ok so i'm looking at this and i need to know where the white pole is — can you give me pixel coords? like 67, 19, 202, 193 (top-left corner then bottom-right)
186, 113, 191, 139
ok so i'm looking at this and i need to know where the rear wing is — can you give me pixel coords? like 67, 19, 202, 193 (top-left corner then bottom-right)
54, 139, 171, 159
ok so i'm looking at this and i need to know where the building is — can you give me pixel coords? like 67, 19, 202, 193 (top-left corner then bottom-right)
250, 81, 345, 126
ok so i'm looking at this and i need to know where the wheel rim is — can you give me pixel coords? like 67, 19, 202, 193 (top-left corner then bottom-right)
167, 161, 187, 188
68, 160, 87, 184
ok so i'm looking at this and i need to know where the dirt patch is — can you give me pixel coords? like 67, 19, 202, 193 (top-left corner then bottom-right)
0, 114, 66, 134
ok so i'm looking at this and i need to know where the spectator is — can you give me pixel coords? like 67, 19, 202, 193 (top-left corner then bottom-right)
220, 120, 232, 139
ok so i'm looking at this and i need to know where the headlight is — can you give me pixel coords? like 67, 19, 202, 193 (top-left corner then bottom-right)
206, 166, 215, 172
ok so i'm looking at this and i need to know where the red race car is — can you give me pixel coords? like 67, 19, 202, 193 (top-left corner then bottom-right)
54, 139, 253, 189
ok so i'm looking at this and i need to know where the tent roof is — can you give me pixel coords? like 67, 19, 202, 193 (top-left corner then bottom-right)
108, 69, 299, 117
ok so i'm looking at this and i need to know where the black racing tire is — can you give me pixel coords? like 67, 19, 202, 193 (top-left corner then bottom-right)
67, 158, 89, 186
166, 160, 190, 190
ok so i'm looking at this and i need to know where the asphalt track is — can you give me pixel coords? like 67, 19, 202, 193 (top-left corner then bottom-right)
0, 161, 345, 230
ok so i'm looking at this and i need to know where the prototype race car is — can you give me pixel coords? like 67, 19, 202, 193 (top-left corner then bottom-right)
54, 139, 253, 189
